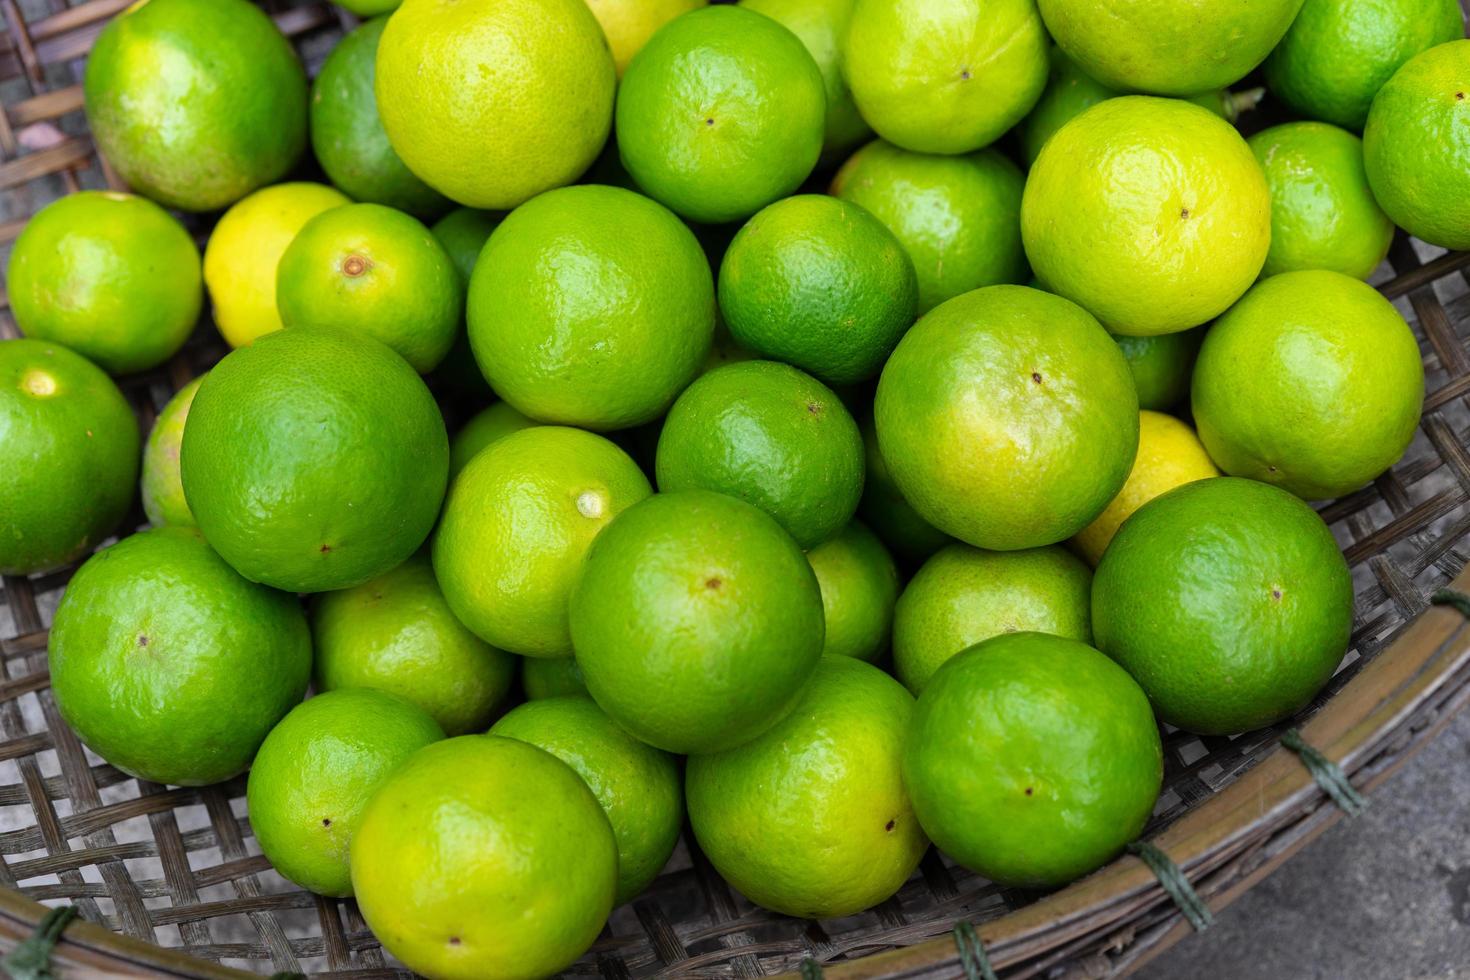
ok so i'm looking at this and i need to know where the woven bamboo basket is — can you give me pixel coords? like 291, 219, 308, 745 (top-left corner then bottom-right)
3, 1, 1470, 976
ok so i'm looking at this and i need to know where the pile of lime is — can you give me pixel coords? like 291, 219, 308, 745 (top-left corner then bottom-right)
3, 0, 1454, 972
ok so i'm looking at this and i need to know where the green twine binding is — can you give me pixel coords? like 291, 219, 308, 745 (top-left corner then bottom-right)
1281, 728, 1367, 818
952, 919, 998, 980
1126, 841, 1213, 932
1432, 588, 1470, 619
0, 905, 78, 980
799, 957, 824, 980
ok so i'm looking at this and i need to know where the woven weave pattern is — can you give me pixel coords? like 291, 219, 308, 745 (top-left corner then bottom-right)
2, 1, 1470, 976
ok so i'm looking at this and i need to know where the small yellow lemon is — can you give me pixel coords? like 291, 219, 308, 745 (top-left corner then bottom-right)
586, 0, 705, 75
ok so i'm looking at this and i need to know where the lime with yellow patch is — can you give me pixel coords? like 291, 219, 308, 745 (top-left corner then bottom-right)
807, 522, 899, 663
140, 377, 202, 528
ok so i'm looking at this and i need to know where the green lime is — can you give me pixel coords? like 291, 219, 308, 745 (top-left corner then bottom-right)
1037, 0, 1302, 95
687, 656, 927, 917
718, 195, 917, 385
655, 361, 864, 548
428, 208, 502, 404
893, 543, 1093, 694
492, 695, 682, 903
311, 554, 518, 736
831, 140, 1026, 313
844, 0, 1048, 154
1022, 96, 1271, 336
0, 339, 139, 575
309, 17, 449, 218
904, 632, 1161, 886
1264, 0, 1464, 130
48, 527, 310, 785
338, 0, 399, 15
83, 0, 306, 212
1093, 477, 1354, 734
1248, 122, 1394, 280
569, 490, 824, 754
1193, 270, 1423, 501
181, 328, 448, 592
589, 0, 705, 76
247, 689, 443, 897
522, 657, 588, 700
433, 426, 651, 658
1364, 40, 1470, 250
276, 203, 462, 373
467, 185, 714, 429
799, 522, 896, 663
141, 376, 202, 528
351, 735, 617, 980
448, 402, 537, 479
376, 0, 613, 209
857, 412, 951, 566
1113, 329, 1202, 412
8, 192, 200, 374
874, 286, 1138, 550
615, 5, 825, 224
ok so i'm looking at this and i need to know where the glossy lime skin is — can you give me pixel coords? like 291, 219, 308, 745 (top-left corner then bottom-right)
276, 203, 462, 373
857, 413, 951, 566
1037, 0, 1303, 95
832, 140, 1026, 314
493, 695, 683, 904
874, 286, 1138, 550
448, 402, 537, 479
687, 656, 928, 917
904, 631, 1162, 887
569, 490, 825, 754
719, 195, 917, 385
1192, 271, 1424, 501
522, 657, 588, 700
1248, 123, 1394, 280
807, 522, 900, 663
433, 426, 652, 658
309, 17, 449, 218
656, 361, 865, 548
616, 6, 825, 224
843, 0, 1048, 154
1264, 0, 1464, 130
48, 527, 310, 785
893, 543, 1092, 694
0, 339, 139, 575
181, 328, 448, 593
468, 185, 714, 430
141, 376, 202, 528
350, 736, 617, 980
83, 0, 306, 212
8, 192, 201, 374
311, 555, 518, 736
1113, 329, 1201, 411
1093, 478, 1353, 734
247, 689, 443, 897
1364, 40, 1470, 250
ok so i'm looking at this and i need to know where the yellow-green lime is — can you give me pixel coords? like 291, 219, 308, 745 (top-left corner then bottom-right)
140, 377, 202, 528
806, 522, 899, 663
588, 0, 705, 75
1113, 329, 1202, 412
522, 657, 588, 700
448, 402, 537, 479
857, 412, 951, 566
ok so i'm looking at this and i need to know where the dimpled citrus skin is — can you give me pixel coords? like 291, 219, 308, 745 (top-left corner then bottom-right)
309, 17, 448, 218
83, 0, 305, 212
522, 656, 588, 700
656, 361, 865, 548
8, 192, 201, 374
141, 377, 202, 528
48, 527, 310, 785
1037, 0, 1303, 95
0, 340, 139, 575
493, 695, 683, 904
1022, 97, 1271, 336
468, 185, 714, 429
831, 140, 1026, 314
276, 203, 462, 373
433, 426, 651, 658
569, 490, 825, 754
181, 328, 448, 593
1093, 478, 1353, 735
375, 0, 614, 209
687, 657, 928, 918
1192, 271, 1424, 501
589, 0, 706, 75
1113, 328, 1202, 411
616, 6, 826, 224
903, 632, 1162, 887
892, 543, 1092, 695
203, 182, 351, 349
448, 402, 537, 479
1248, 122, 1394, 280
311, 555, 518, 736
875, 286, 1138, 551
806, 522, 900, 662
247, 690, 443, 897
857, 413, 951, 565
843, 0, 1048, 154
1264, 0, 1464, 130
350, 736, 617, 980
1364, 40, 1470, 251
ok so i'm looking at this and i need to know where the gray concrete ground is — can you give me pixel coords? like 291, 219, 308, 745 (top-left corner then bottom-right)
1138, 707, 1470, 980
